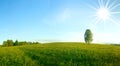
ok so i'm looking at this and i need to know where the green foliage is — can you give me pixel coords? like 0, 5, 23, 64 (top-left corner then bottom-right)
14, 40, 19, 46
18, 41, 29, 46
2, 40, 41, 47
3, 40, 14, 47
32, 42, 41, 44
84, 29, 93, 44
3, 41, 8, 47
0, 42, 120, 66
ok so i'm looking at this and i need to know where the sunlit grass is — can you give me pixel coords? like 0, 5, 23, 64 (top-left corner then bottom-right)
0, 42, 120, 66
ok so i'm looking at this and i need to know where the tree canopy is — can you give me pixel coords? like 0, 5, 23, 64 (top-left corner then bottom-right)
84, 29, 93, 44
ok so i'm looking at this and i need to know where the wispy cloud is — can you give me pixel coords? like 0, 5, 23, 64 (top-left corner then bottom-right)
60, 8, 83, 22
61, 8, 72, 21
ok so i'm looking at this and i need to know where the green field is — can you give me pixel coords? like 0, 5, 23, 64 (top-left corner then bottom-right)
0, 42, 120, 66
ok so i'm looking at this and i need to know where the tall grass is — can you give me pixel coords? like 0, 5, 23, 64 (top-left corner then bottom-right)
0, 42, 120, 66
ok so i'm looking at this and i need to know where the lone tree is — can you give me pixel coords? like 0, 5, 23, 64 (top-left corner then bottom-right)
84, 29, 93, 44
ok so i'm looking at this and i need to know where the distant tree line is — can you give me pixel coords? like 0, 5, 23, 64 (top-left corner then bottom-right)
2, 29, 93, 46
2, 40, 41, 47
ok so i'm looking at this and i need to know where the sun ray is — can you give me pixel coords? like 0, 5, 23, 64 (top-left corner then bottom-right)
109, 16, 120, 25
98, 0, 101, 8
109, 18, 120, 26
108, 0, 117, 9
111, 12, 120, 14
94, 17, 101, 26
91, 17, 101, 27
88, 17, 102, 30
88, 4, 98, 11
101, 0, 104, 7
98, 0, 103, 8
89, 0, 120, 28
105, 0, 110, 8
110, 4, 120, 10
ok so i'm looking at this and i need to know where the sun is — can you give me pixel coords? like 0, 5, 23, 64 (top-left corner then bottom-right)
97, 8, 110, 20
88, 0, 120, 28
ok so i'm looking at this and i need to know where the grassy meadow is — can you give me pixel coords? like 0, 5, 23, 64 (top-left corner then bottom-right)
0, 42, 120, 66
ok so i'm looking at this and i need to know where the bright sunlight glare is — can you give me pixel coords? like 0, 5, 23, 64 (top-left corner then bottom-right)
97, 8, 110, 20
88, 0, 120, 28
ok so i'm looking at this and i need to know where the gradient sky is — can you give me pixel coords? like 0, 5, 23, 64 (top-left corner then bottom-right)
0, 0, 120, 44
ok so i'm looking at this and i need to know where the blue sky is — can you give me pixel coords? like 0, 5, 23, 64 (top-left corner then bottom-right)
0, 0, 120, 44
